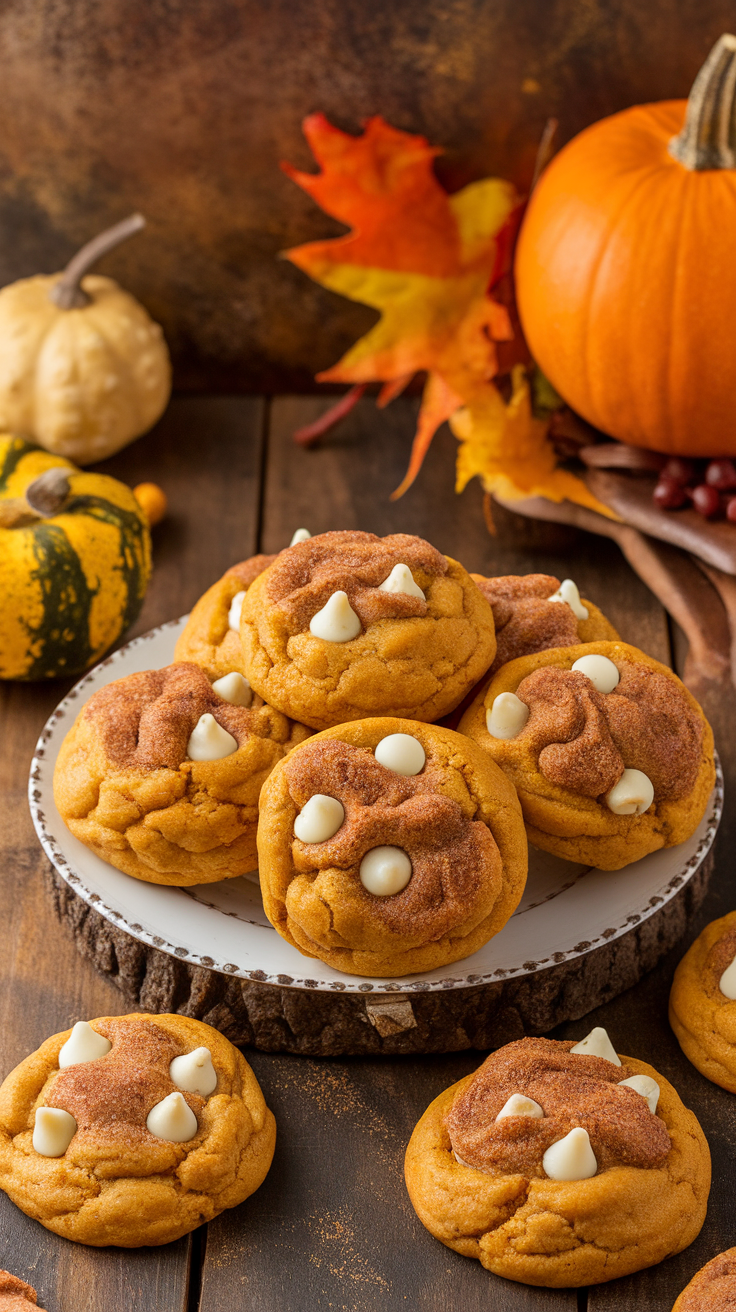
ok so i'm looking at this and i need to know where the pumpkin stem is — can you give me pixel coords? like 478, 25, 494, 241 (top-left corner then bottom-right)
0, 468, 71, 528
531, 118, 559, 191
669, 34, 736, 170
25, 467, 71, 516
49, 213, 146, 310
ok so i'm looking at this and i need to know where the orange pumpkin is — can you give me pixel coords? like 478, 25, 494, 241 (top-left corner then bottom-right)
515, 34, 736, 457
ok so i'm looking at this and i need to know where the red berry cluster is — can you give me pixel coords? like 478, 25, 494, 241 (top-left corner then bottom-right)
653, 458, 736, 521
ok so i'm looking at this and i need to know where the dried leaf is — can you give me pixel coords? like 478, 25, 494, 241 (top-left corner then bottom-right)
454, 367, 619, 517
284, 114, 617, 516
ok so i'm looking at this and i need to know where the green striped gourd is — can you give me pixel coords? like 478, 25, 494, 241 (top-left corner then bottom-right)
0, 436, 151, 679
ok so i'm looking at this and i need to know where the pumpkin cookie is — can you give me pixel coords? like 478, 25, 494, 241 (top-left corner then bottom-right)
405, 1028, 710, 1287
0, 1014, 275, 1247
257, 718, 527, 977
174, 553, 278, 681
241, 531, 496, 730
54, 661, 310, 886
470, 573, 618, 676
672, 1248, 736, 1310
669, 911, 736, 1092
0, 1271, 44, 1309
459, 640, 714, 870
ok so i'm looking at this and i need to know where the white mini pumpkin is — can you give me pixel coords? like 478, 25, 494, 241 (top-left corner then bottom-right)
0, 215, 171, 464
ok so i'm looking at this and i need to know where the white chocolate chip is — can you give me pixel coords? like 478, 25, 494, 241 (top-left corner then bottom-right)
543, 1127, 598, 1180
496, 1094, 544, 1121
378, 563, 425, 600
605, 768, 654, 816
374, 733, 426, 776
619, 1074, 660, 1114
187, 713, 238, 761
146, 1092, 198, 1142
309, 591, 361, 642
33, 1107, 77, 1157
570, 1026, 622, 1066
212, 672, 252, 706
58, 1021, 112, 1069
290, 527, 312, 545
571, 654, 620, 693
486, 692, 530, 740
294, 794, 345, 843
169, 1047, 217, 1097
548, 578, 589, 621
720, 952, 736, 1000
360, 846, 412, 896
228, 589, 246, 632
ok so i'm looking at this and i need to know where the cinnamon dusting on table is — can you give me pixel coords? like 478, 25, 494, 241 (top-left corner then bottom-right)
284, 737, 501, 939
516, 660, 702, 800
446, 1036, 671, 1177
264, 530, 448, 633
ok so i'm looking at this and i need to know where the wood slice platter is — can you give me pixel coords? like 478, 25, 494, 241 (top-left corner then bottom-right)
30, 619, 722, 1056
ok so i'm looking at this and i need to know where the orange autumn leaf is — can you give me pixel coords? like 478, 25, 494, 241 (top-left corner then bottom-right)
283, 114, 616, 517
284, 115, 515, 490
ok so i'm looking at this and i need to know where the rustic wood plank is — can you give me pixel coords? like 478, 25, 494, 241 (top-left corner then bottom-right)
99, 394, 266, 634
0, 398, 265, 1311
200, 1051, 578, 1312
263, 396, 670, 663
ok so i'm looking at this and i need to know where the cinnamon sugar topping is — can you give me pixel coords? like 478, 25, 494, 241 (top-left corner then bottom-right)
284, 737, 501, 938
473, 574, 580, 673
516, 660, 702, 801
705, 925, 736, 998
265, 530, 447, 634
447, 1037, 671, 1177
47, 1018, 203, 1148
223, 554, 278, 591
674, 1250, 736, 1311
84, 662, 285, 771
0, 1271, 41, 1309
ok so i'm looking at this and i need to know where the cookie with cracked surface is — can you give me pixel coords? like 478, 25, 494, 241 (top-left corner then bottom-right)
256, 718, 527, 977
241, 531, 496, 730
669, 911, 736, 1093
54, 661, 310, 886
405, 1033, 710, 1287
672, 1248, 736, 1310
0, 1013, 275, 1247
470, 573, 619, 676
174, 553, 278, 680
0, 1272, 44, 1309
459, 640, 714, 870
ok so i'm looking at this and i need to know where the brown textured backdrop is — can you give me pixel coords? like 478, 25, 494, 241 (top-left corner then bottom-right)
0, 0, 731, 389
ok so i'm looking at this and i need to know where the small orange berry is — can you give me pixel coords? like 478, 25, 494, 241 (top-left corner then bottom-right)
133, 482, 167, 527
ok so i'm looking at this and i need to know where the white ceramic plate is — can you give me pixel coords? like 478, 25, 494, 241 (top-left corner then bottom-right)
29, 618, 722, 996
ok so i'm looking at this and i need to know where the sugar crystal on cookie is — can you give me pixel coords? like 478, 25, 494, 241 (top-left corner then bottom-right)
446, 1036, 669, 1177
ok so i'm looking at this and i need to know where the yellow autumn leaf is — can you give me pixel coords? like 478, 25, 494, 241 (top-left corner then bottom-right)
453, 367, 619, 517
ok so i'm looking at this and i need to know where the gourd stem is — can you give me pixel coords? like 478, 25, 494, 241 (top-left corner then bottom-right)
669, 34, 736, 170
49, 213, 146, 310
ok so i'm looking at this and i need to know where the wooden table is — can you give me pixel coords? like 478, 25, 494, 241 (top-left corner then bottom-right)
1, 394, 733, 1312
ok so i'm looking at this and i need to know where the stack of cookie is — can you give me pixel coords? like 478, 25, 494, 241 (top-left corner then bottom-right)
2, 529, 723, 1280
52, 527, 715, 980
